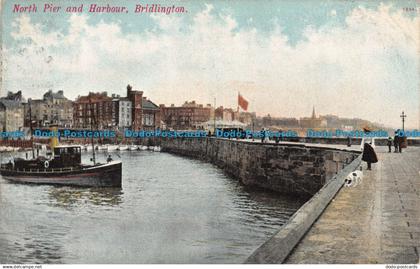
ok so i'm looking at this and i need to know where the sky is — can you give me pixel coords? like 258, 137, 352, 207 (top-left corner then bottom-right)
1, 0, 419, 128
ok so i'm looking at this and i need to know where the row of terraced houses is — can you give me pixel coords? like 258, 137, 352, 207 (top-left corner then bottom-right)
1, 84, 383, 134
1, 85, 252, 132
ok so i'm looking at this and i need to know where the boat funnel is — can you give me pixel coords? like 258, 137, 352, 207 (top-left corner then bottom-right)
49, 126, 59, 150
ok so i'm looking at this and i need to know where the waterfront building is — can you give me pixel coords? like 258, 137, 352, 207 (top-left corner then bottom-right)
73, 85, 159, 131
215, 106, 236, 122
142, 98, 161, 130
23, 90, 73, 128
73, 92, 115, 129
112, 95, 132, 129
43, 90, 73, 127
262, 114, 272, 127
160, 101, 213, 130
111, 86, 160, 130
0, 99, 24, 132
214, 106, 224, 120
237, 112, 256, 126
126, 85, 143, 130
23, 99, 46, 127
262, 114, 300, 128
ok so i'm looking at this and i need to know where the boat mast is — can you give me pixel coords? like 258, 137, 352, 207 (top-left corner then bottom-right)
88, 97, 96, 165
28, 100, 35, 159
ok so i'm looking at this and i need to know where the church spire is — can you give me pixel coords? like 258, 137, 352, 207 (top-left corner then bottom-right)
311, 106, 316, 119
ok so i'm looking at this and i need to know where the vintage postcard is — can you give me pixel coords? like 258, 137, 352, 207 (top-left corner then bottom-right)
0, 0, 419, 267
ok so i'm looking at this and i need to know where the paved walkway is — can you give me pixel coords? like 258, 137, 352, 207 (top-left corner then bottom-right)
286, 146, 420, 264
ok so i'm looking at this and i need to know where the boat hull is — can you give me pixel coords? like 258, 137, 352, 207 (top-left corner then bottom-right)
0, 161, 122, 187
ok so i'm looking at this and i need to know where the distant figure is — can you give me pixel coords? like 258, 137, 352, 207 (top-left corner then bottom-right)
387, 137, 393, 153
261, 129, 266, 143
394, 131, 399, 153
107, 155, 113, 163
398, 135, 404, 153
362, 142, 378, 170
262, 128, 270, 143
346, 136, 352, 147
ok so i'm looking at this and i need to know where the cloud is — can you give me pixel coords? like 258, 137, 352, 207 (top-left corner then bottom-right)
3, 3, 419, 128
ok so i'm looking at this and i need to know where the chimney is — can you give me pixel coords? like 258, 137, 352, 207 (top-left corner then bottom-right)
127, 84, 132, 93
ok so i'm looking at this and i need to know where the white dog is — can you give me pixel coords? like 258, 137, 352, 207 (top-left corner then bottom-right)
344, 168, 363, 187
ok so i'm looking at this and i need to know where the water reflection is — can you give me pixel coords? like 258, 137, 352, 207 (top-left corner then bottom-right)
0, 151, 305, 263
1, 228, 65, 264
20, 224, 66, 263
48, 187, 123, 208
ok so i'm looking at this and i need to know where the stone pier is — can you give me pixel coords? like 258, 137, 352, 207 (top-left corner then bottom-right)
285, 146, 420, 263
160, 137, 360, 197
161, 137, 419, 263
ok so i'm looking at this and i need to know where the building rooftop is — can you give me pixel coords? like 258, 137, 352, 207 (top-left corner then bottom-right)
0, 99, 22, 109
43, 90, 67, 100
24, 99, 45, 104
75, 92, 112, 103
142, 99, 159, 110
3, 91, 23, 102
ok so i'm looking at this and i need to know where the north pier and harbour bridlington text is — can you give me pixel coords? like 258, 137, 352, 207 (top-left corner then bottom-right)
13, 3, 187, 14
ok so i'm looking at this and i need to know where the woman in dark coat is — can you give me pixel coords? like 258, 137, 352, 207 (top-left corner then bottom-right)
394, 132, 399, 153
362, 142, 378, 170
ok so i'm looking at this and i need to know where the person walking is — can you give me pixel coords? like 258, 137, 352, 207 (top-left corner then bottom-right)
347, 136, 352, 147
387, 137, 393, 153
394, 131, 399, 153
398, 130, 406, 153
362, 141, 378, 170
398, 134, 404, 153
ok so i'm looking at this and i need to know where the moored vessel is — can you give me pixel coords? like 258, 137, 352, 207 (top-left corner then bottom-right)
0, 145, 122, 187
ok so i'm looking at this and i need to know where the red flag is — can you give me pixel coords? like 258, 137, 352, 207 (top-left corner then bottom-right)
238, 93, 249, 111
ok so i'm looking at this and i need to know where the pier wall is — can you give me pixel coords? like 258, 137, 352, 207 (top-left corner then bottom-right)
279, 137, 420, 146
126, 137, 420, 147
161, 138, 360, 197
246, 154, 363, 263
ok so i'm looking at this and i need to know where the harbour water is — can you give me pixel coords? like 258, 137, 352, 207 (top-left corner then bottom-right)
0, 151, 305, 263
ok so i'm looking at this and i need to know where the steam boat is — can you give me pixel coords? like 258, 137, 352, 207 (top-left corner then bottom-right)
0, 145, 122, 187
